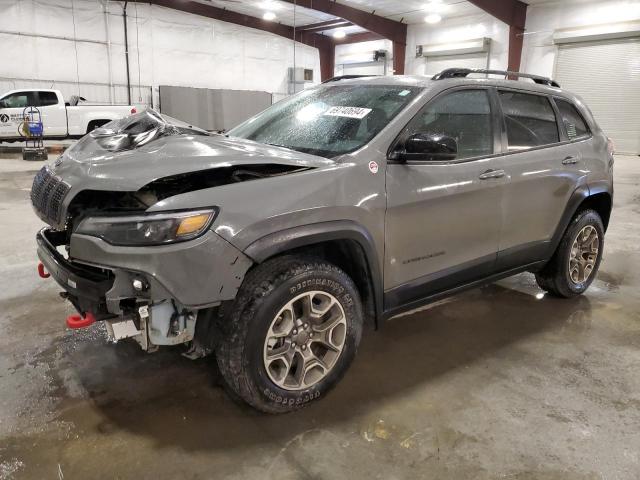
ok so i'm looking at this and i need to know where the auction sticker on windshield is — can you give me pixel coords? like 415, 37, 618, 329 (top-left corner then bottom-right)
324, 106, 372, 119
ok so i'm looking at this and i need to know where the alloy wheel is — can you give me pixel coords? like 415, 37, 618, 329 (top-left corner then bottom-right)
568, 225, 599, 284
263, 291, 347, 391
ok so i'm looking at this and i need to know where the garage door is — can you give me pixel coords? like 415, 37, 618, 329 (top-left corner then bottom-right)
555, 38, 640, 155
424, 52, 489, 77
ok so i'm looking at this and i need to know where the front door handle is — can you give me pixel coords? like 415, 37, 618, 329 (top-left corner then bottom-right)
479, 169, 505, 180
562, 156, 579, 165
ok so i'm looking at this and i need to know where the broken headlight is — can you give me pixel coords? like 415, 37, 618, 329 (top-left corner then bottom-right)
76, 209, 218, 246
90, 110, 166, 152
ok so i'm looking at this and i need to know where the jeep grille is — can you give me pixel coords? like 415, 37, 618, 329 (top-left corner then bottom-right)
31, 166, 70, 226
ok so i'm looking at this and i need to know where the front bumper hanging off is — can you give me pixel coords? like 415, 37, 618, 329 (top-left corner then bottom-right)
36, 228, 114, 319
36, 228, 192, 347
36, 226, 254, 352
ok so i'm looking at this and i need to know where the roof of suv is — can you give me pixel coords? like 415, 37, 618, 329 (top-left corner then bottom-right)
323, 73, 567, 97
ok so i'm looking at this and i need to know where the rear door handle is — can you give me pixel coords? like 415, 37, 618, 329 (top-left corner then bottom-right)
562, 156, 579, 165
479, 169, 505, 180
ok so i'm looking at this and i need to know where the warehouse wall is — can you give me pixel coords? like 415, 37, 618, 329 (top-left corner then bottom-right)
521, 0, 640, 77
405, 12, 510, 76
0, 0, 320, 108
334, 39, 394, 76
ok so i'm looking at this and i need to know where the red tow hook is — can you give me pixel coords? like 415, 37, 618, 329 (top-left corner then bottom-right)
66, 312, 97, 329
37, 262, 50, 278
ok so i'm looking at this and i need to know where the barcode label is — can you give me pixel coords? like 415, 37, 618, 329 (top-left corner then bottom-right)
323, 106, 372, 119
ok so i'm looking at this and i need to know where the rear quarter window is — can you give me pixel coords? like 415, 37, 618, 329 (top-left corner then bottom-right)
555, 99, 590, 140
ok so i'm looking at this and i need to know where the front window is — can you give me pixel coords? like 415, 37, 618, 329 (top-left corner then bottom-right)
404, 89, 494, 160
0, 92, 30, 108
228, 85, 421, 158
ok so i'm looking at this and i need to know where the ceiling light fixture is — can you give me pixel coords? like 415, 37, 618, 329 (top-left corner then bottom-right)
333, 30, 346, 39
263, 11, 277, 21
424, 13, 442, 24
257, 0, 282, 10
422, 0, 448, 14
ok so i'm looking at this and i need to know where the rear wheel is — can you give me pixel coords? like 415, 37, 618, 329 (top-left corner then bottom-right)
535, 209, 604, 298
215, 255, 363, 413
86, 120, 110, 133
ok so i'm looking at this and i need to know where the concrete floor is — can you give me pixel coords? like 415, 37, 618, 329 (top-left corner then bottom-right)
0, 154, 639, 480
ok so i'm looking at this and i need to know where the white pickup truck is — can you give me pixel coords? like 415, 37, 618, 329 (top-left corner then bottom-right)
0, 89, 137, 142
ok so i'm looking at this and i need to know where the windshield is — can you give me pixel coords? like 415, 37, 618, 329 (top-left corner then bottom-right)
228, 84, 421, 158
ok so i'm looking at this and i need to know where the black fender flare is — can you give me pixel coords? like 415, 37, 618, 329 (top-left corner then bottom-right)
548, 182, 612, 257
244, 220, 383, 323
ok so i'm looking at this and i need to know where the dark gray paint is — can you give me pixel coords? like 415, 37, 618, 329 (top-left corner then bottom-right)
35, 75, 613, 343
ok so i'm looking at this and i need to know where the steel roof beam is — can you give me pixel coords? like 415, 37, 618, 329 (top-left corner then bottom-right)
279, 0, 406, 74
467, 0, 528, 72
298, 19, 353, 32
279, 0, 406, 44
332, 31, 384, 45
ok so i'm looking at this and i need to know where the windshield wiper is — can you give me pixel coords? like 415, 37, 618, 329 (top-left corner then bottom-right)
263, 142, 303, 153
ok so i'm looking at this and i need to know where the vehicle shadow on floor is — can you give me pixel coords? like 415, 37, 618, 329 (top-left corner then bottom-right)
63, 280, 593, 452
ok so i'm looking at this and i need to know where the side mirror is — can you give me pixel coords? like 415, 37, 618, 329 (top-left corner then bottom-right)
0, 100, 6, 109
394, 133, 458, 161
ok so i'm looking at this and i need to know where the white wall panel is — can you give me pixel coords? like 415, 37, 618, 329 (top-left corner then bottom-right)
423, 53, 489, 76
32, 1, 74, 38
34, 37, 79, 81
75, 43, 111, 84
406, 13, 509, 75
335, 39, 393, 76
0, 0, 320, 110
0, 34, 39, 79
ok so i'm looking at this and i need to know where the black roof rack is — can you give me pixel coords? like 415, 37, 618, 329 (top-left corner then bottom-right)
431, 68, 560, 88
322, 75, 378, 83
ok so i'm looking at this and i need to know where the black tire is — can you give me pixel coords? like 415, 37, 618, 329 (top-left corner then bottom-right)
215, 255, 363, 413
535, 209, 604, 298
86, 120, 109, 134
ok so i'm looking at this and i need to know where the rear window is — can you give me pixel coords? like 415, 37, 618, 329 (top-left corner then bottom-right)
499, 91, 559, 151
555, 99, 590, 140
37, 92, 59, 107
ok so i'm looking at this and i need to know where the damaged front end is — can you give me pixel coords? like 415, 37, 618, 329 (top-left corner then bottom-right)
31, 109, 324, 355
36, 226, 218, 356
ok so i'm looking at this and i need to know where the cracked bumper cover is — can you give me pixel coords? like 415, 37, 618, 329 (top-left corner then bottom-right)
38, 227, 253, 314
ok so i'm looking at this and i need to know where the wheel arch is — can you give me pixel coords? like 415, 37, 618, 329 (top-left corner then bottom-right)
86, 119, 111, 133
243, 221, 383, 328
550, 184, 613, 257
581, 188, 612, 231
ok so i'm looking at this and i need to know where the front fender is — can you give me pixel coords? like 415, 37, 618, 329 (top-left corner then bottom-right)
244, 220, 384, 324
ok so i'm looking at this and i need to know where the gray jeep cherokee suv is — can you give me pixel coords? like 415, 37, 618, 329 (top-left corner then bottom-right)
32, 69, 613, 413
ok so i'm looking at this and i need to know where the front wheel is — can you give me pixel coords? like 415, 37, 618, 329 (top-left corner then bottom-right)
536, 209, 604, 298
215, 255, 363, 413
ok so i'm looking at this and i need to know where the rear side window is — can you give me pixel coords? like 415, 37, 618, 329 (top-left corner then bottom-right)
37, 92, 59, 107
498, 91, 559, 151
406, 89, 493, 160
555, 99, 590, 140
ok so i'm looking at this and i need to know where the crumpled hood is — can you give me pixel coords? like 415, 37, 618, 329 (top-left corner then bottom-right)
51, 131, 335, 192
